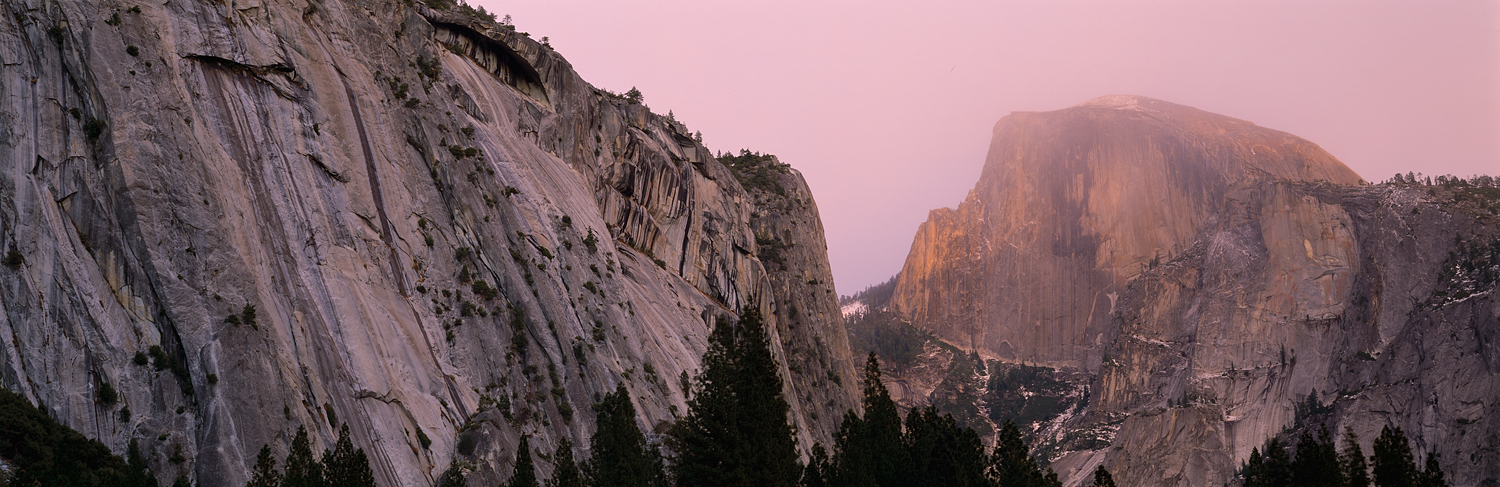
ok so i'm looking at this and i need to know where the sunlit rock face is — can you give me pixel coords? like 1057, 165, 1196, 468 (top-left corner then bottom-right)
0, 0, 857, 485
891, 95, 1363, 370
890, 96, 1500, 486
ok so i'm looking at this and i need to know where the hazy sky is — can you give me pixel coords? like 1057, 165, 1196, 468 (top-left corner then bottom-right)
476, 0, 1500, 294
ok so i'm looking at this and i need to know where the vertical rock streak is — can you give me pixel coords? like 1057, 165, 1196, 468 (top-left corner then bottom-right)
0, 1, 858, 485
891, 96, 1496, 485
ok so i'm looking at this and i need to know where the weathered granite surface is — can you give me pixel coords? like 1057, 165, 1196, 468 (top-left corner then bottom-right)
888, 96, 1498, 485
891, 95, 1364, 371
0, 0, 857, 484
1083, 181, 1499, 486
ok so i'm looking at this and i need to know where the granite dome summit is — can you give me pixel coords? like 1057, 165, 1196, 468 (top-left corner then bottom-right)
883, 95, 1496, 485
892, 94, 1363, 369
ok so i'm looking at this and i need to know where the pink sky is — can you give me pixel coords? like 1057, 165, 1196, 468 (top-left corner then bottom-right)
476, 0, 1500, 294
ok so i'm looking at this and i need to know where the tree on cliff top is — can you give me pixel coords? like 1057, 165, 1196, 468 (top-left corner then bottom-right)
670, 308, 800, 487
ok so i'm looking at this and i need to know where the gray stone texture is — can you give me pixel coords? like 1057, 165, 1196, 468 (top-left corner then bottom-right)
0, 0, 858, 485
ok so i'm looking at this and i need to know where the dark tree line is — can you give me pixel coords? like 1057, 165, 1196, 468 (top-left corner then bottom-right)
670, 308, 802, 487
245, 423, 377, 487
1381, 172, 1498, 188
0, 388, 156, 486
800, 353, 1073, 487
1241, 425, 1447, 487
473, 384, 669, 487
453, 309, 1104, 487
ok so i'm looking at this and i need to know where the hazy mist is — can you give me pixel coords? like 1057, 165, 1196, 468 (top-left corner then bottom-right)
477, 0, 1500, 293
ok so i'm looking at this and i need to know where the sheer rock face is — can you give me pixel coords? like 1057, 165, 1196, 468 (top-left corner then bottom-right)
1090, 182, 1499, 487
0, 0, 856, 485
891, 95, 1364, 370
890, 96, 1499, 486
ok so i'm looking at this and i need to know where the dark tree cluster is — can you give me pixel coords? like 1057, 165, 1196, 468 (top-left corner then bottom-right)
719, 150, 791, 196
452, 384, 669, 487
843, 307, 928, 368
800, 353, 1074, 487
245, 424, 376, 487
460, 309, 788, 487
461, 310, 1109, 487
669, 308, 802, 487
840, 274, 925, 368
1381, 172, 1498, 189
837, 276, 899, 309
584, 385, 667, 487
0, 388, 156, 486
1240, 425, 1447, 487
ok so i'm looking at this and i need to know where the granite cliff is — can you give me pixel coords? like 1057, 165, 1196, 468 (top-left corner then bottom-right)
0, 0, 858, 485
884, 96, 1499, 485
892, 95, 1365, 370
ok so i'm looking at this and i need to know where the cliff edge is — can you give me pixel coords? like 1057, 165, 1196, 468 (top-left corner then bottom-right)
0, 0, 858, 484
887, 96, 1498, 485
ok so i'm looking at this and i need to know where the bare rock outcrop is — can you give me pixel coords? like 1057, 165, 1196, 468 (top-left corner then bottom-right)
891, 95, 1364, 370
0, 0, 857, 485
888, 96, 1498, 485
1081, 180, 1500, 486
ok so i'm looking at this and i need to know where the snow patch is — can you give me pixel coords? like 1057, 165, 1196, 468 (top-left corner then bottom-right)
841, 300, 867, 318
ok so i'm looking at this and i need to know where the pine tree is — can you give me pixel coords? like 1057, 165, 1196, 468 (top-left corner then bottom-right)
586, 385, 667, 487
1244, 447, 1265, 487
247, 444, 282, 487
436, 460, 468, 487
1089, 465, 1116, 487
321, 424, 375, 487
1416, 452, 1447, 487
1262, 438, 1293, 487
904, 406, 987, 487
1342, 428, 1371, 487
509, 435, 539, 487
1243, 438, 1292, 487
669, 309, 800, 487
989, 419, 1059, 487
828, 411, 873, 487
1291, 427, 1343, 486
1372, 426, 1416, 487
127, 438, 160, 487
283, 426, 324, 487
863, 353, 913, 487
829, 353, 912, 487
800, 444, 830, 487
547, 438, 584, 487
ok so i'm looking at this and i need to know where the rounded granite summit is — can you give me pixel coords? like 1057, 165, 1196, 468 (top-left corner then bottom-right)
892, 95, 1364, 368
